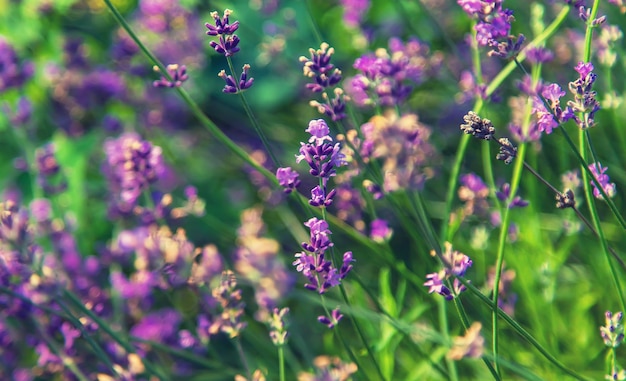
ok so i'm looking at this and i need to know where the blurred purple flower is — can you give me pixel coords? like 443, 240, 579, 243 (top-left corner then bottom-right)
131, 308, 182, 344
153, 64, 188, 88
103, 133, 165, 216
588, 162, 616, 199
340, 0, 370, 28
370, 219, 392, 242
0, 38, 34, 92
276, 167, 300, 194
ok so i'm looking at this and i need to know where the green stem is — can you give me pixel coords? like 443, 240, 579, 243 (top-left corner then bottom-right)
462, 281, 593, 381
441, 5, 571, 243
234, 337, 252, 380
102, 0, 275, 182
34, 317, 91, 381
278, 345, 286, 381
56, 299, 119, 376
577, 0, 626, 311
491, 142, 527, 377
226, 56, 281, 167
63, 290, 167, 381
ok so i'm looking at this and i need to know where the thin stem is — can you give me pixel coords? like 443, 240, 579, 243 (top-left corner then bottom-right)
491, 142, 527, 377
33, 317, 91, 381
442, 5, 571, 242
226, 56, 281, 168
338, 283, 387, 381
461, 280, 594, 381
234, 337, 252, 380
102, 0, 275, 182
577, 0, 626, 311
63, 290, 167, 381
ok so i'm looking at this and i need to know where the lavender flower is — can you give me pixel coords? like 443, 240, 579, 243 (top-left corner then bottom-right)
486, 264, 517, 316
458, 0, 514, 47
496, 137, 517, 164
458, 173, 490, 216
496, 183, 529, 208
131, 308, 182, 344
268, 307, 289, 346
588, 162, 616, 199
525, 46, 554, 64
358, 112, 435, 192
296, 119, 347, 206
2, 97, 32, 126
299, 43, 342, 93
298, 356, 358, 380
34, 144, 67, 195
276, 167, 300, 194
300, 43, 347, 120
460, 111, 495, 140
424, 242, 473, 300
218, 64, 254, 93
153, 64, 188, 88
555, 189, 576, 209
318, 307, 344, 329
340, 0, 371, 28
0, 38, 34, 92
103, 132, 165, 216
235, 207, 293, 321
206, 10, 241, 57
600, 311, 624, 348
564, 62, 600, 129
205, 9, 240, 36
347, 37, 441, 107
209, 270, 247, 338
370, 219, 393, 243
488, 34, 525, 60
447, 322, 485, 360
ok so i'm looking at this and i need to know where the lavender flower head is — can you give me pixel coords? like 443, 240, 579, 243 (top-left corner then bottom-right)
588, 162, 616, 199
276, 167, 300, 194
153, 64, 188, 88
359, 112, 435, 192
458, 0, 514, 47
297, 122, 344, 173
564, 62, 600, 129
205, 9, 241, 57
103, 133, 165, 215
299, 43, 347, 120
424, 242, 472, 300
370, 219, 393, 243
347, 37, 441, 107
340, 0, 371, 28
0, 38, 34, 92
447, 322, 485, 360
600, 311, 624, 348
299, 43, 342, 93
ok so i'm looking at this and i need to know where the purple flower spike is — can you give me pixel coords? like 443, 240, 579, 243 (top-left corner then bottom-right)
218, 64, 254, 93
209, 34, 241, 57
318, 308, 344, 328
276, 167, 300, 193
370, 219, 393, 242
205, 9, 240, 36
299, 43, 342, 93
424, 271, 453, 300
153, 64, 188, 88
588, 162, 616, 199
218, 70, 238, 93
239, 64, 254, 91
